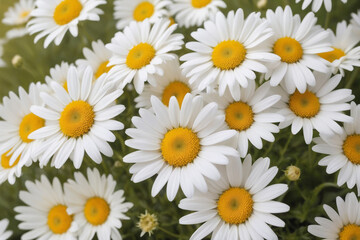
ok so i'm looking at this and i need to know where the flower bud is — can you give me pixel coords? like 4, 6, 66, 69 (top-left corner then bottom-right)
285, 165, 301, 181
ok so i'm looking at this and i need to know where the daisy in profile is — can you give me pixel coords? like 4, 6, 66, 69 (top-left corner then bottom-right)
114, 0, 170, 30
0, 219, 12, 240
179, 155, 289, 240
295, 0, 347, 12
168, 0, 226, 28
275, 72, 354, 144
204, 81, 284, 158
308, 192, 360, 239
27, 0, 106, 48
265, 6, 331, 94
14, 175, 77, 239
29, 66, 125, 169
45, 61, 74, 91
313, 102, 360, 194
106, 18, 184, 94
180, 9, 279, 99
64, 168, 133, 240
318, 21, 360, 76
135, 58, 199, 109
124, 93, 238, 201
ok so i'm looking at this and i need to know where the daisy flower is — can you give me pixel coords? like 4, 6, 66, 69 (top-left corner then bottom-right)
308, 192, 360, 239
114, 0, 170, 30
0, 219, 12, 240
265, 6, 331, 94
76, 40, 114, 80
312, 102, 360, 194
204, 81, 284, 158
295, 0, 347, 12
106, 18, 184, 94
29, 66, 125, 169
134, 58, 200, 109
64, 168, 133, 240
124, 93, 238, 201
27, 0, 106, 48
351, 10, 360, 29
2, 0, 34, 26
179, 155, 289, 240
168, 0, 226, 28
14, 175, 78, 240
180, 9, 280, 99
45, 61, 74, 91
275, 72, 354, 144
318, 21, 360, 76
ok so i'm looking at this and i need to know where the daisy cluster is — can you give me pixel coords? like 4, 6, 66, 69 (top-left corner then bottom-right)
0, 0, 360, 239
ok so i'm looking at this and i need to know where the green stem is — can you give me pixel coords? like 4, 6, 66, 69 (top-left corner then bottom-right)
345, 67, 359, 89
324, 12, 331, 29
279, 133, 293, 162
158, 227, 180, 238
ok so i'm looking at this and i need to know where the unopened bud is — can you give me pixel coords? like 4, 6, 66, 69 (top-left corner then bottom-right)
257, 0, 267, 9
114, 160, 123, 168
285, 165, 301, 181
12, 54, 23, 68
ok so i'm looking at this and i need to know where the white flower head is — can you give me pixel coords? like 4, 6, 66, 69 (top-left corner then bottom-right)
295, 0, 347, 12
2, 0, 34, 26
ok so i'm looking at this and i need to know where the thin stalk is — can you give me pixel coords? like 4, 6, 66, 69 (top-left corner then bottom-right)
345, 67, 359, 89
158, 227, 181, 238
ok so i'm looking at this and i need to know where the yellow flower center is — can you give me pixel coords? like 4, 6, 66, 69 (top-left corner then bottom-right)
161, 128, 200, 167
95, 61, 113, 79
126, 43, 155, 70
289, 90, 320, 118
20, 10, 30, 18
1, 151, 20, 169
161, 81, 191, 107
53, 0, 83, 25
343, 135, 360, 165
217, 187, 253, 225
59, 100, 95, 138
191, 0, 212, 8
339, 224, 360, 240
63, 81, 68, 92
19, 113, 45, 143
225, 102, 254, 131
212, 40, 247, 70
169, 16, 175, 26
47, 205, 73, 234
84, 197, 110, 226
318, 47, 346, 63
133, 1, 154, 22
273, 37, 303, 63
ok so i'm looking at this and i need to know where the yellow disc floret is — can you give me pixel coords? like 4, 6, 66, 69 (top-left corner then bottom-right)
1, 151, 20, 169
318, 47, 346, 63
59, 100, 95, 138
95, 61, 113, 79
343, 135, 360, 165
19, 113, 45, 143
20, 11, 30, 18
161, 81, 191, 107
212, 40, 247, 70
191, 0, 212, 8
217, 187, 253, 224
47, 205, 73, 234
339, 224, 360, 240
225, 102, 254, 131
133, 1, 155, 22
53, 0, 83, 25
84, 197, 110, 226
161, 128, 200, 167
289, 90, 320, 118
273, 37, 303, 63
63, 81, 68, 92
126, 43, 156, 70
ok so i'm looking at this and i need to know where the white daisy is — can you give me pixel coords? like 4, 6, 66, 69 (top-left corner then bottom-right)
106, 18, 184, 94
265, 6, 331, 94
2, 0, 34, 26
114, 0, 170, 30
168, 0, 226, 28
0, 219, 12, 240
28, 66, 125, 169
27, 0, 106, 48
204, 81, 284, 158
14, 175, 78, 240
124, 93, 238, 201
312, 102, 360, 194
275, 72, 354, 144
308, 192, 360, 239
134, 58, 200, 109
179, 155, 289, 240
64, 168, 133, 240
295, 0, 347, 12
351, 10, 360, 29
0, 83, 46, 183
76, 40, 114, 79
180, 9, 280, 99
318, 21, 360, 76
45, 61, 74, 91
